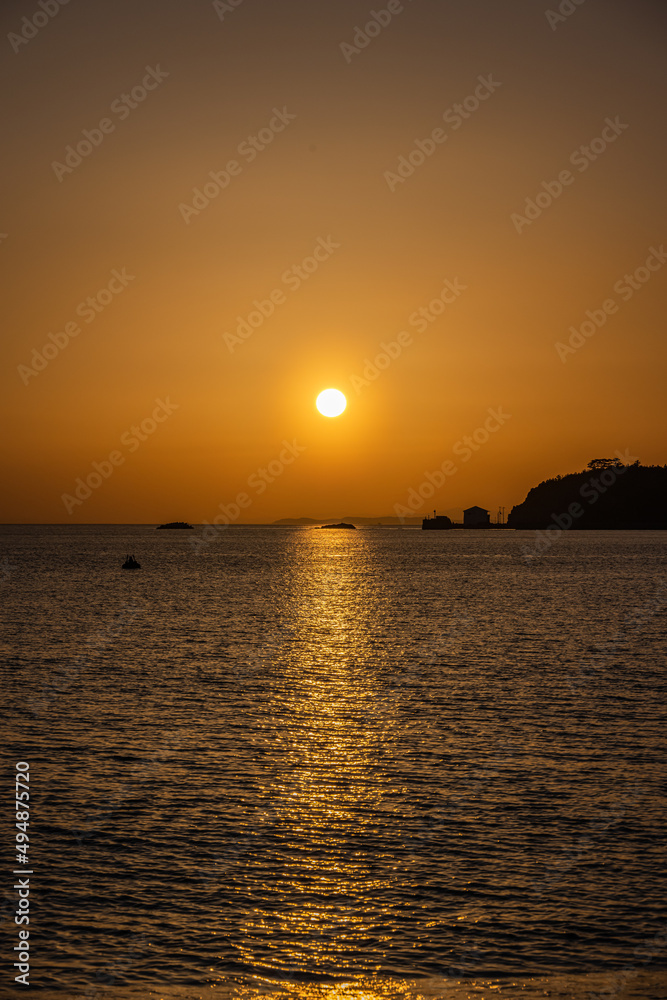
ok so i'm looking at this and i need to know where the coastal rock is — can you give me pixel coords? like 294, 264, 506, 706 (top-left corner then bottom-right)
507, 461, 667, 529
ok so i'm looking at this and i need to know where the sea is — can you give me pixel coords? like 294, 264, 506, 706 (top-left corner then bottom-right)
2, 525, 667, 1000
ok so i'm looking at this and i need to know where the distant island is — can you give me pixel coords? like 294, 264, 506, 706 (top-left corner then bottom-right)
156, 521, 194, 529
508, 460, 667, 530
319, 522, 356, 530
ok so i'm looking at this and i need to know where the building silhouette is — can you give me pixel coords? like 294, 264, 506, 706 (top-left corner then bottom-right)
422, 511, 453, 530
463, 506, 490, 527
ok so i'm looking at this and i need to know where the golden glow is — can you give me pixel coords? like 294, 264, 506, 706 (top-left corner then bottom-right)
1, 3, 665, 523
316, 389, 347, 418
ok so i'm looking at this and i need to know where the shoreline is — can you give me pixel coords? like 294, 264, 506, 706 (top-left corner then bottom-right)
28, 970, 667, 999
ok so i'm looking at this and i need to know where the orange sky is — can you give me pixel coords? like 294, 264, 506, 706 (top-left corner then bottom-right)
2, 0, 666, 522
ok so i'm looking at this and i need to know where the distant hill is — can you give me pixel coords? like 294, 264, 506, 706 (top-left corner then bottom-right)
340, 514, 422, 525
273, 517, 320, 525
507, 461, 667, 530
272, 515, 423, 525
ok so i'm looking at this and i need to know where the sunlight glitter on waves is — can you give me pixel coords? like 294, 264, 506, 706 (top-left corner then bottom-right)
227, 977, 429, 1000
159, 970, 667, 999
39, 971, 667, 999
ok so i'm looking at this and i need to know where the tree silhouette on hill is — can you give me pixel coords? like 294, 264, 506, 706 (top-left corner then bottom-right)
508, 461, 666, 530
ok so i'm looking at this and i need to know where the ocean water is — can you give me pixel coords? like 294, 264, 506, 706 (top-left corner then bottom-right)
1, 525, 667, 1000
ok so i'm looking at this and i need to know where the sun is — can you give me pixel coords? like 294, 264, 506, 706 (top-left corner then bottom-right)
316, 388, 347, 418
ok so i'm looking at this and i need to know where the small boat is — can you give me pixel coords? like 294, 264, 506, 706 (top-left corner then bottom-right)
122, 554, 141, 570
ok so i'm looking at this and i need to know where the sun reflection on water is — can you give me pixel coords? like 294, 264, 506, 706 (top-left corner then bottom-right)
228, 978, 428, 1000
224, 530, 400, 983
